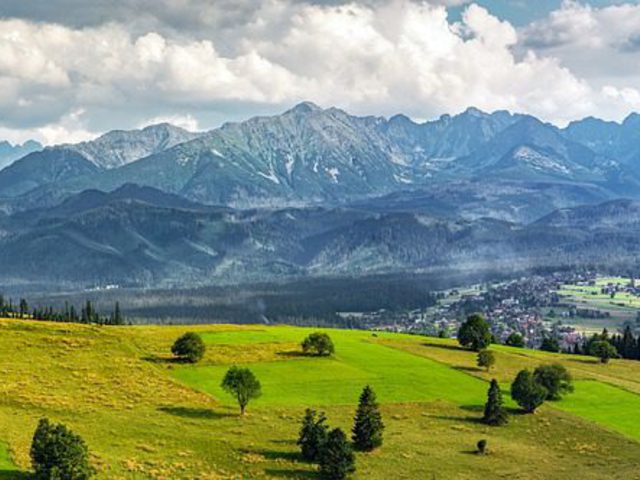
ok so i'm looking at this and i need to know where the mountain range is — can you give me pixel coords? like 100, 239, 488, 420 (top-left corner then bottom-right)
0, 139, 42, 171
2, 103, 640, 289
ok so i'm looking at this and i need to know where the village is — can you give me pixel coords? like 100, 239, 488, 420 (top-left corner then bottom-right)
363, 272, 640, 351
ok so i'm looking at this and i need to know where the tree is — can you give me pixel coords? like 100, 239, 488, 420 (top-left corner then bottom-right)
112, 302, 124, 325
297, 409, 329, 462
301, 332, 335, 356
477, 350, 495, 372
533, 364, 573, 401
30, 418, 94, 480
221, 366, 262, 415
171, 332, 206, 363
352, 385, 384, 451
618, 325, 636, 359
540, 337, 560, 353
590, 340, 618, 364
319, 428, 355, 480
510, 370, 547, 413
505, 332, 525, 348
457, 314, 492, 351
483, 379, 508, 426
476, 439, 488, 455
19, 298, 28, 318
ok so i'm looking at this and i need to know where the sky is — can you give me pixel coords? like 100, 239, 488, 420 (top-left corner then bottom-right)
1, 0, 640, 144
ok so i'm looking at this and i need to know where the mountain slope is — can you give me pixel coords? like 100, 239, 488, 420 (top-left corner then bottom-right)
453, 116, 624, 183
564, 113, 640, 166
0, 124, 200, 198
63, 123, 201, 169
0, 139, 42, 170
3, 185, 640, 287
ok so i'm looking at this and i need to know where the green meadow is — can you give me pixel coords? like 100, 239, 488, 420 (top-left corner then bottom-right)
175, 329, 486, 406
1, 320, 640, 478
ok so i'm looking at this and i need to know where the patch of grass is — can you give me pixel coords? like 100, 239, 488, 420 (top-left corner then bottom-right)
174, 329, 487, 406
557, 380, 640, 442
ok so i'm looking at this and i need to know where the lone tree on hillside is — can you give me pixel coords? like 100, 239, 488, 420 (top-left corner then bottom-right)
319, 428, 355, 480
458, 314, 492, 351
590, 340, 618, 364
171, 332, 205, 363
533, 364, 573, 401
477, 349, 496, 372
352, 385, 384, 451
510, 370, 547, 413
302, 332, 335, 356
505, 332, 525, 348
297, 409, 329, 462
31, 418, 94, 480
483, 379, 508, 426
221, 366, 262, 415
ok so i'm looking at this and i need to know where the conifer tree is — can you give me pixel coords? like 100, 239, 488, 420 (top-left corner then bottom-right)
297, 409, 329, 462
319, 428, 355, 480
352, 385, 384, 451
621, 325, 636, 359
483, 379, 508, 426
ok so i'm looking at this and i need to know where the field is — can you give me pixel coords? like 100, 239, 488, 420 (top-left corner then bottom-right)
1, 320, 640, 478
556, 276, 640, 331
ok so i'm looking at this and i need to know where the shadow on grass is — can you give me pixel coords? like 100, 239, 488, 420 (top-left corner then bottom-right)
0, 470, 30, 479
432, 405, 485, 424
421, 342, 467, 352
245, 448, 303, 463
459, 405, 484, 413
264, 468, 318, 479
460, 450, 482, 456
434, 414, 484, 424
142, 355, 186, 365
569, 358, 599, 365
453, 366, 483, 374
158, 406, 234, 420
270, 439, 297, 446
276, 351, 308, 358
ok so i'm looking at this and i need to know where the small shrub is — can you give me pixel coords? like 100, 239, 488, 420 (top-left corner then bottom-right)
171, 332, 205, 363
477, 439, 487, 455
505, 332, 525, 348
540, 337, 560, 353
590, 340, 618, 364
477, 349, 495, 372
302, 332, 335, 356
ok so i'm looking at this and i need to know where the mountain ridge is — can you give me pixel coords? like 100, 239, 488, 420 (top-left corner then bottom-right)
2, 103, 639, 210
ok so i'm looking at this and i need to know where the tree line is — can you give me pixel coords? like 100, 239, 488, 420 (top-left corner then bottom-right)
0, 295, 126, 325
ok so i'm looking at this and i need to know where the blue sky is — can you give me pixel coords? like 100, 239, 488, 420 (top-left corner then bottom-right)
451, 0, 640, 25
1, 0, 640, 143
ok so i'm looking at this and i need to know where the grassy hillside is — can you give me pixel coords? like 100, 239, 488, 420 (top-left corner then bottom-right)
0, 319, 640, 479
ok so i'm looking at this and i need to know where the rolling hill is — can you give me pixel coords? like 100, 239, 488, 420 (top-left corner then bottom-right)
0, 319, 639, 479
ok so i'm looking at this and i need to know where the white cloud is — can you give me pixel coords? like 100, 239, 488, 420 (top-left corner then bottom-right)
139, 113, 201, 131
0, 0, 639, 143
